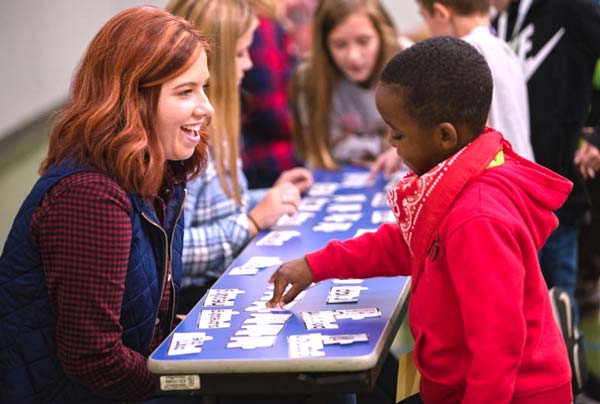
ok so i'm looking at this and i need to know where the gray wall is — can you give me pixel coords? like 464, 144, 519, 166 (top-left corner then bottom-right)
0, 0, 420, 140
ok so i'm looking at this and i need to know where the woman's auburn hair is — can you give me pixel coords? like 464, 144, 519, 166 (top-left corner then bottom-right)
290, 0, 400, 169
167, 0, 256, 206
40, 6, 210, 198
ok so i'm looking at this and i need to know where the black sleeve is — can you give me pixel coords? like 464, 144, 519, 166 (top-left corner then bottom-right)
566, 0, 600, 56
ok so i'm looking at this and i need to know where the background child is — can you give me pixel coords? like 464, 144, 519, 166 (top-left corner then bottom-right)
269, 37, 573, 403
417, 0, 534, 161
290, 0, 403, 171
166, 0, 313, 314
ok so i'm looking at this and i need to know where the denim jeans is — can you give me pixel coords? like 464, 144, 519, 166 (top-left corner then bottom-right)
539, 222, 581, 324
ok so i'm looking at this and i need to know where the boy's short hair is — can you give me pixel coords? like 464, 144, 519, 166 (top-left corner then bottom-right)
417, 0, 490, 15
379, 36, 492, 135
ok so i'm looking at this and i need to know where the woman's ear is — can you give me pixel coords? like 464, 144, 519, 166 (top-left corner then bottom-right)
435, 122, 458, 151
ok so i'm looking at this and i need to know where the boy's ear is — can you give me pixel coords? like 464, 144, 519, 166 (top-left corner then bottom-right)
432, 2, 452, 20
435, 122, 458, 150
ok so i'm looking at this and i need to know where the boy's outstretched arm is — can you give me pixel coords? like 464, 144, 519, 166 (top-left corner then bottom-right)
267, 257, 314, 307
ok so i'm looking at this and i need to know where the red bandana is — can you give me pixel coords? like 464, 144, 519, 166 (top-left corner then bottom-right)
386, 128, 504, 279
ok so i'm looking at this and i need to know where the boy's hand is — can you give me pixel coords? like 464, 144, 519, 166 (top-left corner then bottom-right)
267, 257, 314, 307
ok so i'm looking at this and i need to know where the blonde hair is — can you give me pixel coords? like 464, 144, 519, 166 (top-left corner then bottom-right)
290, 0, 400, 169
167, 0, 255, 205
248, 0, 281, 20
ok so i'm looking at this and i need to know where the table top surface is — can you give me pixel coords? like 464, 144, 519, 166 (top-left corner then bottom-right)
148, 167, 410, 375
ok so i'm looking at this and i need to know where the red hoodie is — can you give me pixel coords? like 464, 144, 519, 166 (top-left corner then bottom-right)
307, 130, 573, 403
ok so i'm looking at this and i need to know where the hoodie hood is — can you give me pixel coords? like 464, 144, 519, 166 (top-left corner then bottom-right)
477, 141, 572, 249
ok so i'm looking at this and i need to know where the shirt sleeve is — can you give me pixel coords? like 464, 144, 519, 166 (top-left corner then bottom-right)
31, 172, 157, 402
566, 0, 600, 55
182, 161, 251, 286
445, 216, 527, 404
306, 223, 412, 282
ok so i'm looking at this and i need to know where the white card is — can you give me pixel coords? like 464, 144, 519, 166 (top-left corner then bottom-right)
197, 309, 239, 329
204, 288, 245, 306
227, 336, 277, 349
255, 230, 300, 246
334, 307, 381, 320
308, 182, 339, 196
299, 197, 329, 212
244, 313, 292, 324
326, 286, 368, 304
288, 333, 325, 358
321, 333, 369, 345
371, 210, 396, 224
275, 212, 314, 227
326, 203, 362, 213
332, 194, 367, 203
371, 192, 389, 207
323, 213, 362, 222
301, 311, 338, 330
168, 332, 213, 356
313, 222, 353, 232
341, 172, 373, 188
235, 324, 285, 337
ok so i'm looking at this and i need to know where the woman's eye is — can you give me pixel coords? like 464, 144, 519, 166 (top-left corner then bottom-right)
178, 89, 193, 96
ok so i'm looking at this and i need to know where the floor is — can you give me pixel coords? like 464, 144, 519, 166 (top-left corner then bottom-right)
1, 118, 599, 402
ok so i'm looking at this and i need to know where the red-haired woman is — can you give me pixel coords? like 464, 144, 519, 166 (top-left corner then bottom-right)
0, 6, 212, 403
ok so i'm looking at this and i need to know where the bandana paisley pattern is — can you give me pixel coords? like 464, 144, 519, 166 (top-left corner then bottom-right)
387, 149, 466, 255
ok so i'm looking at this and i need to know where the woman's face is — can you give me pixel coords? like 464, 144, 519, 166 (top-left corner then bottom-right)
154, 49, 214, 161
327, 12, 381, 84
235, 22, 257, 85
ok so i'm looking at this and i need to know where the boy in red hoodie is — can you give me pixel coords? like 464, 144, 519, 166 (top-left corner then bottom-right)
268, 37, 573, 403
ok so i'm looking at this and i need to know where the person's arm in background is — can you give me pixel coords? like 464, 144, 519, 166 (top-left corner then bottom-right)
33, 173, 157, 402
183, 161, 253, 283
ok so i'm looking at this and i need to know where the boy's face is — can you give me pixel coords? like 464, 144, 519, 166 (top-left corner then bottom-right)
375, 84, 450, 176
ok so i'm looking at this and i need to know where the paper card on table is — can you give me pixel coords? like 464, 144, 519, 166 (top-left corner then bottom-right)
326, 286, 368, 304
323, 213, 362, 222
372, 210, 396, 224
326, 203, 362, 213
341, 172, 373, 188
228, 264, 260, 275
204, 288, 245, 306
334, 307, 381, 320
313, 222, 353, 232
308, 182, 339, 196
275, 212, 314, 227
353, 228, 377, 238
197, 309, 239, 329
321, 333, 369, 345
168, 332, 213, 356
288, 333, 325, 358
227, 335, 277, 349
371, 192, 389, 207
255, 230, 300, 246
332, 194, 367, 203
299, 197, 329, 211
244, 313, 292, 325
229, 256, 282, 276
235, 324, 285, 337
301, 311, 338, 330
333, 279, 364, 284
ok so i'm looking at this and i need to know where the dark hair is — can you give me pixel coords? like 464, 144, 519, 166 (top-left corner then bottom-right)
417, 0, 490, 15
379, 36, 492, 135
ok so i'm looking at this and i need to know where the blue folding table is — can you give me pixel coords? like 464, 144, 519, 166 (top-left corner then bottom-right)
147, 167, 410, 396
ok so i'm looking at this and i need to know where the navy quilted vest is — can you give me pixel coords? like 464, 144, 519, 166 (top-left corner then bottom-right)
0, 161, 184, 403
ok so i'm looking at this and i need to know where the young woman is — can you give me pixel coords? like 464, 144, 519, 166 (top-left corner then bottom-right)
0, 7, 212, 403
290, 0, 402, 171
166, 0, 313, 314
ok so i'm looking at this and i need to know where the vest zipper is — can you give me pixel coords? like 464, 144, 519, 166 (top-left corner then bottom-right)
142, 189, 186, 348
